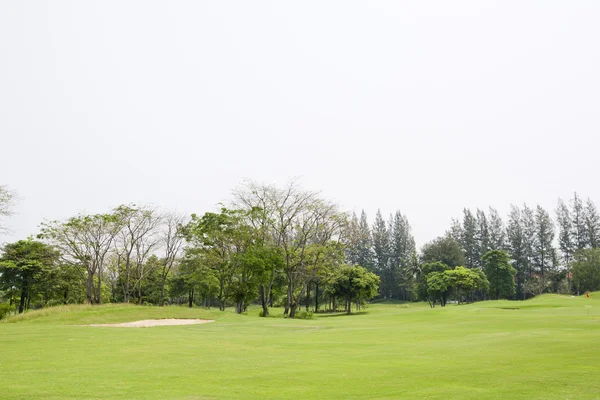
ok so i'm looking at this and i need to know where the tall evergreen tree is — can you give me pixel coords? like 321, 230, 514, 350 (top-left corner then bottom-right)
488, 207, 506, 250
571, 192, 588, 250
533, 205, 555, 282
448, 218, 463, 244
476, 209, 490, 257
521, 204, 536, 278
389, 210, 416, 300
461, 209, 479, 269
506, 205, 528, 299
372, 210, 390, 297
556, 198, 574, 266
585, 198, 600, 249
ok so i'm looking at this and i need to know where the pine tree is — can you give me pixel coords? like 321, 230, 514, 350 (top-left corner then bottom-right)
585, 198, 600, 249
533, 205, 555, 282
356, 210, 374, 271
461, 209, 479, 269
556, 198, 574, 266
571, 192, 588, 250
372, 209, 389, 297
488, 207, 506, 250
389, 210, 416, 300
448, 218, 463, 244
521, 204, 537, 290
476, 209, 490, 257
506, 205, 527, 299
345, 212, 361, 265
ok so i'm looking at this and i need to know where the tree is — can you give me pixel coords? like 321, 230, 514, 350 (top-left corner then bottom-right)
585, 198, 600, 249
476, 209, 490, 257
482, 250, 516, 299
40, 213, 120, 304
419, 261, 451, 306
372, 209, 389, 292
488, 207, 506, 251
533, 205, 555, 282
445, 266, 489, 304
113, 205, 162, 303
421, 236, 465, 268
183, 208, 248, 311
0, 239, 60, 313
158, 213, 186, 306
389, 211, 416, 300
426, 272, 450, 307
556, 198, 574, 266
329, 265, 380, 314
0, 185, 16, 233
345, 210, 374, 273
571, 193, 588, 250
461, 209, 479, 269
506, 205, 527, 298
570, 248, 600, 294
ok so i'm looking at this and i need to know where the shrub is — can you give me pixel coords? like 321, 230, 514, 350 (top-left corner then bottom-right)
0, 303, 13, 321
294, 311, 314, 320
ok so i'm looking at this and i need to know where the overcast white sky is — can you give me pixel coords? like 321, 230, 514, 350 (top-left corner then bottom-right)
1, 1, 599, 248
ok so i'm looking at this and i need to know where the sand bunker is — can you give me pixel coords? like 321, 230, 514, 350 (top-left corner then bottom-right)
85, 319, 215, 328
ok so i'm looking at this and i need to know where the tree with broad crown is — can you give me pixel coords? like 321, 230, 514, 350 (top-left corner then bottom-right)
482, 249, 517, 300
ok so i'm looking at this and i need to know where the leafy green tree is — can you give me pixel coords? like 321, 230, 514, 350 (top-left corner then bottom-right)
445, 266, 489, 304
40, 213, 121, 304
416, 262, 450, 304
0, 239, 60, 313
426, 272, 450, 307
329, 265, 380, 314
231, 244, 283, 314
571, 248, 600, 294
183, 208, 250, 311
482, 250, 517, 299
421, 236, 465, 268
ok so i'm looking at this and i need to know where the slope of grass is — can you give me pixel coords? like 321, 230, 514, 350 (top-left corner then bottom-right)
1, 294, 599, 400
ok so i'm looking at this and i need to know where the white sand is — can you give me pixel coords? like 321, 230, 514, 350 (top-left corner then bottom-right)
85, 319, 215, 328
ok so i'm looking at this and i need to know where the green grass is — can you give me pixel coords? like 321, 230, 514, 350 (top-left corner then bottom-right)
1, 294, 599, 400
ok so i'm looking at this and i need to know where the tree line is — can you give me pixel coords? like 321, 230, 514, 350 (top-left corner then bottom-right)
1, 182, 600, 319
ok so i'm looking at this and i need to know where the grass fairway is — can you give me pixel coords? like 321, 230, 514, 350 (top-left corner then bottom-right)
1, 295, 599, 400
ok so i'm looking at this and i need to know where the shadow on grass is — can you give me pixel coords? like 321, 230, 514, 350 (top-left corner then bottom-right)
316, 311, 369, 318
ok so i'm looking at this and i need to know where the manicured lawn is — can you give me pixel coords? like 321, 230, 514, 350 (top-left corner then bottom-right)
1, 294, 599, 399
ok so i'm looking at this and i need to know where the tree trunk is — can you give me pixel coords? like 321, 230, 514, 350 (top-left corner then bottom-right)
259, 286, 269, 317
86, 272, 95, 304
305, 282, 310, 312
289, 302, 297, 318
188, 288, 194, 308
18, 286, 27, 314
314, 281, 319, 312
160, 274, 167, 307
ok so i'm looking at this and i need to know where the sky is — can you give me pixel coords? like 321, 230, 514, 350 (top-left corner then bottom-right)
1, 1, 599, 248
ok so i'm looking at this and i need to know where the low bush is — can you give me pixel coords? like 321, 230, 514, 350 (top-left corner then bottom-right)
0, 303, 13, 321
